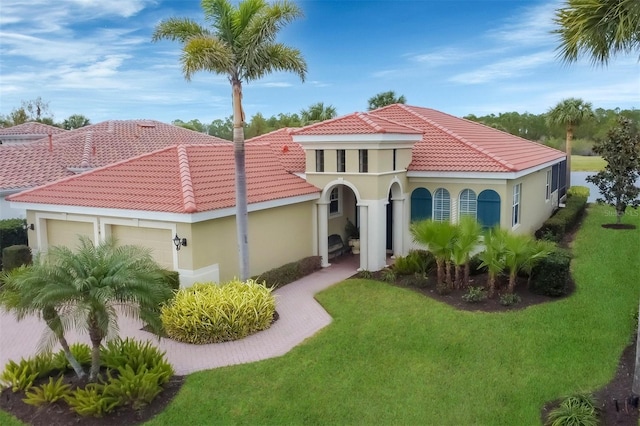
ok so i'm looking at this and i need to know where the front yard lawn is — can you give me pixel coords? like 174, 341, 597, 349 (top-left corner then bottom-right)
143, 204, 639, 425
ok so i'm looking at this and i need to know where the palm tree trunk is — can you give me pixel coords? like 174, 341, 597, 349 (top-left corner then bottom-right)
88, 318, 103, 382
508, 272, 516, 294
436, 258, 444, 286
232, 79, 250, 281
445, 260, 453, 289
488, 272, 496, 298
464, 262, 470, 288
566, 125, 574, 189
455, 265, 462, 290
43, 307, 85, 379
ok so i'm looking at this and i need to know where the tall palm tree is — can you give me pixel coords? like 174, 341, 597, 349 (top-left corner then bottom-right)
451, 217, 482, 289
367, 91, 407, 111
546, 98, 594, 188
153, 0, 307, 280
6, 237, 173, 381
300, 102, 337, 125
411, 219, 457, 289
554, 0, 640, 65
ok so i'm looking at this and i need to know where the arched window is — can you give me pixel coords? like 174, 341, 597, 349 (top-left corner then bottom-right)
459, 189, 477, 219
433, 188, 450, 222
410, 188, 432, 222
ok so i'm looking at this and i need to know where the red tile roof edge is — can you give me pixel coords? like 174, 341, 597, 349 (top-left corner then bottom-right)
293, 111, 422, 135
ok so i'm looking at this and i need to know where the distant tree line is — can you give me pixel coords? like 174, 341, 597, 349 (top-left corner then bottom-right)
0, 97, 91, 130
464, 107, 640, 155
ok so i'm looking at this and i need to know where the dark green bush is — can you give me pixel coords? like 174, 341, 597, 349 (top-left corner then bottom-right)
254, 256, 321, 289
0, 219, 28, 270
530, 249, 572, 297
2, 245, 32, 271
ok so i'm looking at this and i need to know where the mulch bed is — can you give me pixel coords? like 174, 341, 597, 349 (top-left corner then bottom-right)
0, 372, 185, 426
602, 223, 637, 230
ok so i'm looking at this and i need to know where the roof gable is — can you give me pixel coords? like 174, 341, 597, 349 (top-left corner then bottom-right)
293, 112, 422, 135
0, 122, 68, 136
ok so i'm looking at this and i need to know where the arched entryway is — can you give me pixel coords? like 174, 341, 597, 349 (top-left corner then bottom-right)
386, 180, 404, 259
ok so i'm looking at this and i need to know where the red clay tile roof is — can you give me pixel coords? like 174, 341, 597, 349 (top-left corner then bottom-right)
8, 144, 320, 213
0, 120, 230, 192
246, 128, 305, 173
0, 122, 67, 136
370, 104, 565, 172
293, 112, 422, 135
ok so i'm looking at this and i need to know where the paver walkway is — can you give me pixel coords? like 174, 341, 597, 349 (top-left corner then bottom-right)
0, 257, 358, 375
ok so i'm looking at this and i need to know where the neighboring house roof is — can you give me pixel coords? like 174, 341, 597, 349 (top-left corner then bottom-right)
8, 144, 320, 214
0, 122, 67, 136
293, 112, 422, 135
370, 104, 565, 172
0, 120, 230, 192
246, 127, 305, 173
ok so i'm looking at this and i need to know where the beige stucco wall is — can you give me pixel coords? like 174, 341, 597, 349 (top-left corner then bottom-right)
507, 167, 555, 234
190, 200, 316, 282
305, 148, 412, 175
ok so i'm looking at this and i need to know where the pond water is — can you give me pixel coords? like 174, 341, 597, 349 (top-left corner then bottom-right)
570, 171, 601, 203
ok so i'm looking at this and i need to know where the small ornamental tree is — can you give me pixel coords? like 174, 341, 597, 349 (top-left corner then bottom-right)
587, 117, 640, 224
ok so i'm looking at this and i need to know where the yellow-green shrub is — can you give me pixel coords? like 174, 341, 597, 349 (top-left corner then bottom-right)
161, 279, 276, 344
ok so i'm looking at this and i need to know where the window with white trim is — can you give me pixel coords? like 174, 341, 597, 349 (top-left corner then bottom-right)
512, 183, 521, 227
433, 188, 451, 222
545, 170, 551, 200
329, 187, 341, 216
315, 150, 324, 172
459, 189, 477, 219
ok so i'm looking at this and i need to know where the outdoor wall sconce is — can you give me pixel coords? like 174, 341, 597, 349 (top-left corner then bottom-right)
173, 234, 187, 251
23, 223, 35, 231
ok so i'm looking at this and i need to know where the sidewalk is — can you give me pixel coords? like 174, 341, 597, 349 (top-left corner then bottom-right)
0, 257, 358, 375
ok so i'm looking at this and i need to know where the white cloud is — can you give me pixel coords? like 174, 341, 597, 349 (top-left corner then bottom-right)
488, 0, 561, 47
261, 82, 293, 88
449, 51, 555, 84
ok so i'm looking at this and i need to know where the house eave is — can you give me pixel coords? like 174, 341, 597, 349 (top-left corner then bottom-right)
293, 133, 422, 148
9, 192, 321, 224
407, 157, 566, 180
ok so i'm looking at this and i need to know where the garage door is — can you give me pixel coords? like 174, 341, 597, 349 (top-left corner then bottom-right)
47, 220, 94, 249
111, 226, 173, 269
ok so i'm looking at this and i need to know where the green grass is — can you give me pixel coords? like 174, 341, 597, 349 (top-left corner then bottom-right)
1, 204, 638, 425
572, 155, 606, 171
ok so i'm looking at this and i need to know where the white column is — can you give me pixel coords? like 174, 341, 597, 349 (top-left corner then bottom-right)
317, 202, 330, 267
392, 196, 404, 258
358, 204, 368, 271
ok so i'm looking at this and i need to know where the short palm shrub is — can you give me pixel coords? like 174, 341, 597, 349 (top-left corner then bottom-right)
547, 393, 598, 426
23, 376, 71, 406
161, 279, 276, 344
462, 286, 487, 303
381, 268, 396, 283
393, 250, 434, 275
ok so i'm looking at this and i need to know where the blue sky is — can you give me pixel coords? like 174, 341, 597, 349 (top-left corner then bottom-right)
1, 0, 638, 125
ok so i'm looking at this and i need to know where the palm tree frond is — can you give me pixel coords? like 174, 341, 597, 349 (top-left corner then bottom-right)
182, 36, 234, 80
152, 18, 210, 43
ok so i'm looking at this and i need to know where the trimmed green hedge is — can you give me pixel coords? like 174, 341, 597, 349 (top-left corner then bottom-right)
536, 193, 588, 241
0, 219, 28, 270
253, 256, 322, 289
2, 245, 32, 272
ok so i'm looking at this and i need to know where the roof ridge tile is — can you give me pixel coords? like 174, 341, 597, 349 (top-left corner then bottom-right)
177, 145, 197, 213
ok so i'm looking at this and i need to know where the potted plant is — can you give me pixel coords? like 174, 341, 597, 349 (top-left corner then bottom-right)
345, 218, 360, 254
